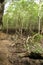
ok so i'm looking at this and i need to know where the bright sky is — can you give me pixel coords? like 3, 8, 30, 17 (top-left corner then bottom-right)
35, 0, 39, 4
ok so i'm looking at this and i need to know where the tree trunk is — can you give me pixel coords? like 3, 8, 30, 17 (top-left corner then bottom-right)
0, 0, 4, 30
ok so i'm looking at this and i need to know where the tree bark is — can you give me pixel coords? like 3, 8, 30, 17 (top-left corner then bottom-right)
0, 0, 4, 29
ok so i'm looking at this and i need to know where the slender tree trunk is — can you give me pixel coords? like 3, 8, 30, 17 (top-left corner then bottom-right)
7, 19, 8, 34
38, 0, 43, 34
38, 15, 41, 34
38, 0, 41, 34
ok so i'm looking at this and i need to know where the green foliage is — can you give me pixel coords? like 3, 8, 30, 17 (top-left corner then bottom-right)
25, 34, 43, 53
3, 0, 39, 32
32, 42, 43, 53
34, 34, 43, 42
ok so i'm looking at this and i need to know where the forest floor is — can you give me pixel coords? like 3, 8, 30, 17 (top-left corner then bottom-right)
0, 31, 27, 65
0, 31, 43, 65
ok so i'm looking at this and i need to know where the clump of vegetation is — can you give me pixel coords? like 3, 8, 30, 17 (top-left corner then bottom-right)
33, 34, 43, 42
3, 0, 43, 34
25, 34, 43, 53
